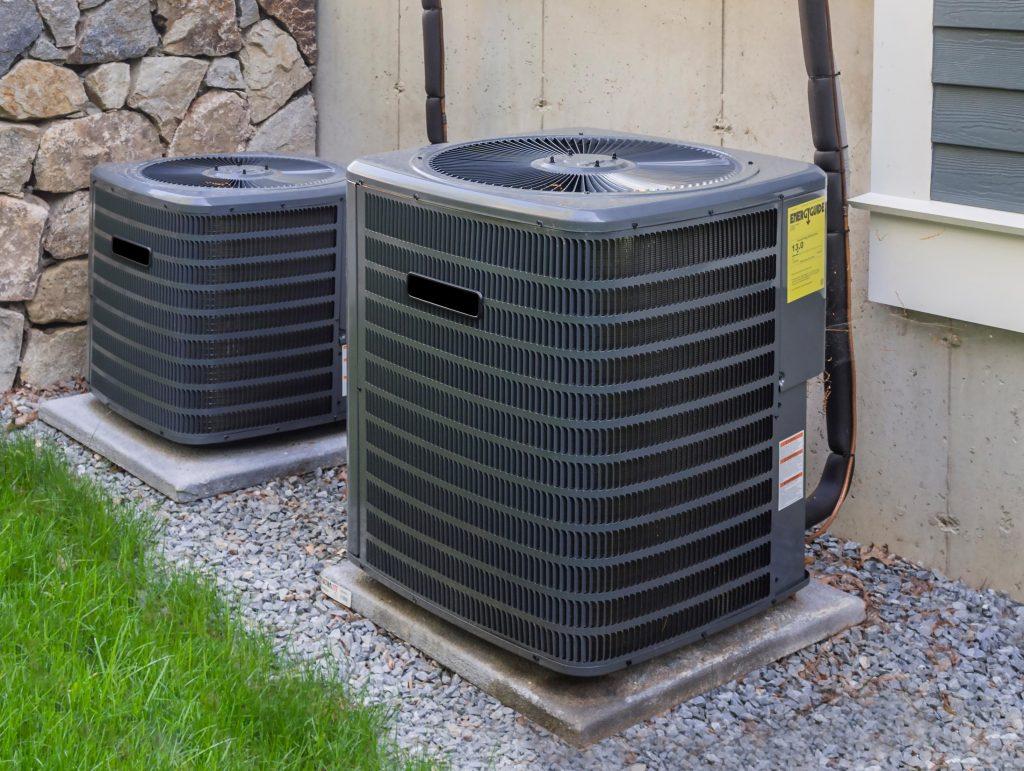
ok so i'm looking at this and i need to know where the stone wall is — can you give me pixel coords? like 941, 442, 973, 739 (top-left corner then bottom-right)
0, 0, 318, 391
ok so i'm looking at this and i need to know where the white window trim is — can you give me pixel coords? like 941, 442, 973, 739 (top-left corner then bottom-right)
850, 0, 1024, 334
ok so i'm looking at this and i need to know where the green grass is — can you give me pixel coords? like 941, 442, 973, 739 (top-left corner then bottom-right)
0, 436, 431, 770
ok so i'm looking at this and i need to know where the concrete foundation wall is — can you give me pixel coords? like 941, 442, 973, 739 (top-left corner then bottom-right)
316, 0, 1024, 601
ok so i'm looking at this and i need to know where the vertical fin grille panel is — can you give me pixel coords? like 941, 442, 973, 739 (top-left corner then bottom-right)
356, 192, 781, 670
89, 184, 343, 443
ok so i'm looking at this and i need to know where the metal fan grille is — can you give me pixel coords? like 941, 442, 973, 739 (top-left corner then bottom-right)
139, 155, 338, 189
426, 135, 744, 193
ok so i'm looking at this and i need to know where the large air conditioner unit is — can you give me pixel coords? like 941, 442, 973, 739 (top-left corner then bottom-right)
346, 129, 828, 676
89, 154, 347, 444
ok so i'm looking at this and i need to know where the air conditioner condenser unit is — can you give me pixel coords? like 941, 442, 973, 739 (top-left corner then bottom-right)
345, 129, 828, 676
89, 154, 347, 445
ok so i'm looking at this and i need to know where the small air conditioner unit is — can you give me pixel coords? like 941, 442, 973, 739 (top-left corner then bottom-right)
346, 129, 829, 676
89, 154, 347, 444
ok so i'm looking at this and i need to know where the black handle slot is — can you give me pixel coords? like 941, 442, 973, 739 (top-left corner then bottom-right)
111, 236, 151, 268
407, 273, 481, 318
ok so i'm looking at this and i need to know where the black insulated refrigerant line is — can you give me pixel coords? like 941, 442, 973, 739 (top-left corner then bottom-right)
420, 0, 857, 535
798, 0, 857, 535
422, 0, 447, 144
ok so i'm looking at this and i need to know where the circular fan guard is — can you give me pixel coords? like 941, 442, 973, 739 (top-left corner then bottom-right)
425, 135, 745, 193
139, 155, 338, 189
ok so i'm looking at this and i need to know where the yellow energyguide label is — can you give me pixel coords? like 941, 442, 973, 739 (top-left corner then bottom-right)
786, 196, 826, 303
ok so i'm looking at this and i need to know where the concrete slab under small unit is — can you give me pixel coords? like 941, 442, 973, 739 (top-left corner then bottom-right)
321, 561, 865, 748
39, 393, 347, 502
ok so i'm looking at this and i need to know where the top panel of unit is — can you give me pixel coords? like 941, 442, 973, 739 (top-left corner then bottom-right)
93, 154, 347, 210
425, 134, 753, 194
349, 128, 824, 231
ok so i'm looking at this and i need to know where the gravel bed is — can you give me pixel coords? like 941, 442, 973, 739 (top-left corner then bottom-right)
4, 391, 1024, 770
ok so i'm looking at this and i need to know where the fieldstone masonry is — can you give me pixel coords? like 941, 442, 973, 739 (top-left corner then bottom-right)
35, 0, 79, 49
0, 60, 87, 120
238, 20, 312, 123
67, 0, 159, 65
157, 0, 244, 58
34, 110, 164, 192
83, 62, 130, 110
0, 122, 40, 194
127, 56, 210, 140
0, 1, 43, 75
0, 0, 318, 390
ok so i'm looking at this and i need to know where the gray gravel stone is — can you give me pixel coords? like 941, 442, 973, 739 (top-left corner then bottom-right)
8, 403, 1024, 771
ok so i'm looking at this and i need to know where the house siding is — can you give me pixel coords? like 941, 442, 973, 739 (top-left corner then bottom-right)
932, 2, 1024, 213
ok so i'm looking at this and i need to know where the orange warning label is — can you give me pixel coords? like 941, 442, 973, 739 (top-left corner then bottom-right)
778, 430, 805, 510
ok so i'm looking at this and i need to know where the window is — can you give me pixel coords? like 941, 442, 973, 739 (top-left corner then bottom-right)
851, 0, 1024, 333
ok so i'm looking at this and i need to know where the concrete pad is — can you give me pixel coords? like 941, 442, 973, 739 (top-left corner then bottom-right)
39, 393, 347, 502
321, 561, 865, 748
